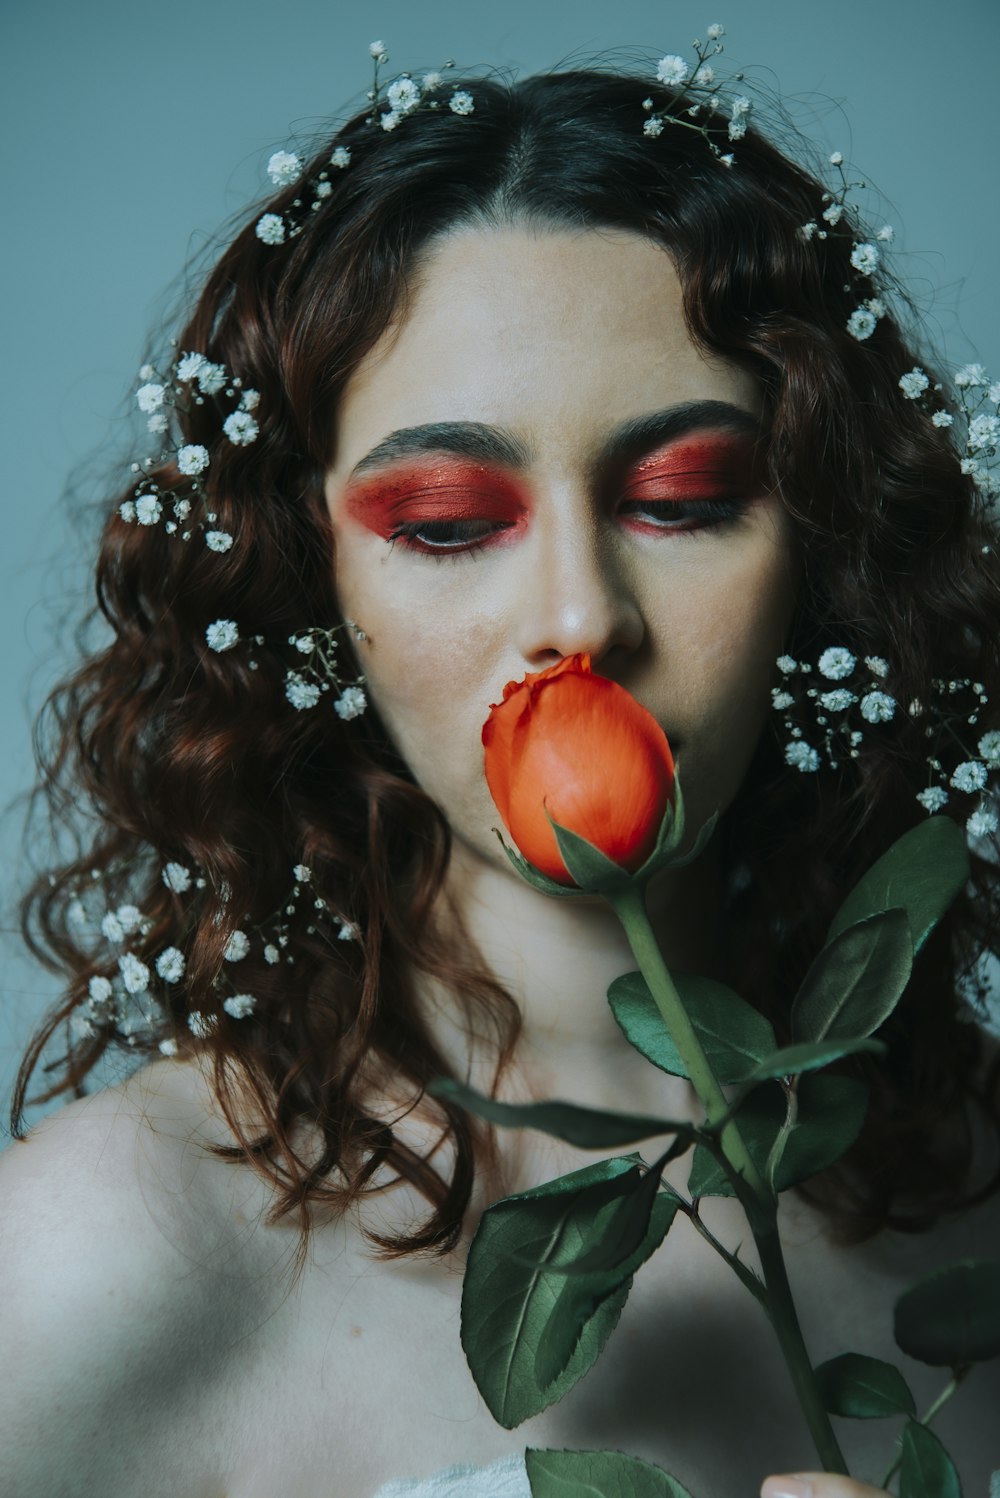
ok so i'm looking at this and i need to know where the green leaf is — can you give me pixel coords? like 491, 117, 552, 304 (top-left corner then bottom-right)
791, 909, 913, 1044
462, 1158, 659, 1427
894, 1258, 1000, 1366
687, 1074, 869, 1197
827, 816, 970, 955
608, 971, 776, 1084
738, 1036, 884, 1086
534, 1183, 678, 1389
430, 1077, 687, 1149
526, 1447, 697, 1498
813, 1352, 916, 1418
899, 1420, 963, 1498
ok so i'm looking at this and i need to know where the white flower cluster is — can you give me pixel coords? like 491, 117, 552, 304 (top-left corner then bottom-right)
70, 857, 363, 1053
895, 360, 1000, 502
795, 151, 898, 346
120, 350, 259, 554
642, 24, 743, 162
774, 653, 998, 842
283, 622, 368, 722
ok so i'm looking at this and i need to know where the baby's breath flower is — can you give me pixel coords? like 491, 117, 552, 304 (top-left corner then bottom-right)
240, 388, 260, 411
187, 1010, 218, 1038
118, 953, 150, 994
969, 413, 1000, 451
978, 730, 1000, 767
267, 150, 301, 187
159, 1036, 179, 1056
139, 364, 155, 381
847, 308, 877, 341
206, 530, 234, 553
337, 917, 361, 941
176, 351, 206, 382
255, 213, 286, 246
177, 443, 210, 476
819, 688, 856, 712
728, 97, 751, 141
101, 912, 125, 943
931, 410, 954, 428
951, 760, 988, 793
293, 863, 312, 883
380, 111, 401, 131
156, 947, 186, 983
771, 689, 794, 710
860, 690, 896, 724
136, 382, 165, 413
387, 77, 421, 113
864, 655, 890, 677
174, 497, 192, 519
822, 203, 844, 226
162, 861, 192, 893
88, 975, 114, 1005
799, 222, 818, 241
865, 297, 887, 318
706, 22, 724, 39
206, 619, 239, 652
656, 54, 690, 85
315, 180, 333, 200
223, 410, 259, 445
988, 381, 1000, 405
263, 943, 280, 964
785, 741, 820, 773
147, 413, 169, 435
116, 904, 144, 934
285, 672, 321, 710
898, 368, 929, 400
196, 362, 226, 395
223, 992, 256, 1019
776, 654, 798, 674
693, 64, 715, 85
294, 635, 315, 654
331, 146, 351, 169
643, 117, 665, 138
876, 224, 895, 243
224, 930, 250, 962
850, 242, 880, 276
818, 646, 856, 680
135, 494, 162, 526
334, 685, 367, 721
967, 808, 999, 839
917, 786, 949, 813
422, 71, 443, 91
829, 150, 843, 165
449, 90, 474, 116
955, 363, 987, 388
369, 39, 388, 60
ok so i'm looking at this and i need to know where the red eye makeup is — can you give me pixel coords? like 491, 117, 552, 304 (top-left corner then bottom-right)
343, 459, 530, 550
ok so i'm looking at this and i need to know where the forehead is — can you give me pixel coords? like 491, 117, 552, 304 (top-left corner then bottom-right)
329, 225, 761, 476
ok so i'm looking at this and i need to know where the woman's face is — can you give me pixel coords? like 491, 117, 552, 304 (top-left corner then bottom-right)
325, 225, 798, 878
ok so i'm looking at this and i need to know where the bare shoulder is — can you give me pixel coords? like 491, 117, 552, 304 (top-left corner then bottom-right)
0, 1058, 294, 1498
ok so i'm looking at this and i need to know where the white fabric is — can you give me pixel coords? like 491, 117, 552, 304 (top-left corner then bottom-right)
371, 1452, 531, 1497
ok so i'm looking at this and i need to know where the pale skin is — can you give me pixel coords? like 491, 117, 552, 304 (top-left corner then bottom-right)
3, 225, 999, 1496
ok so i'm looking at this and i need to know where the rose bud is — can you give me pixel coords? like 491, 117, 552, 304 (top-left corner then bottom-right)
482, 653, 675, 886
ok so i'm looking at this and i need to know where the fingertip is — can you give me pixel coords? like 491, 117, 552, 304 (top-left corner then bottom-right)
761, 1479, 813, 1498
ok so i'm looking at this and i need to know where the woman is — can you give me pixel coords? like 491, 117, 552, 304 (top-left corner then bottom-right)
3, 50, 999, 1497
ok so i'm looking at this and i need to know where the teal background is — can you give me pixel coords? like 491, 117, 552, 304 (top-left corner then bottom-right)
2, 0, 998, 1134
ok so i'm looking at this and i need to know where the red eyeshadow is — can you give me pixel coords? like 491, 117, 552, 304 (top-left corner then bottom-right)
343, 459, 529, 540
625, 433, 763, 501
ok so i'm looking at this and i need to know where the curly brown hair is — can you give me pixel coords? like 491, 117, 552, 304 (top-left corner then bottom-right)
11, 67, 1000, 1267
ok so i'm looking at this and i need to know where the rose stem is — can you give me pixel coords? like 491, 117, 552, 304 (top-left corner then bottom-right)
608, 883, 849, 1476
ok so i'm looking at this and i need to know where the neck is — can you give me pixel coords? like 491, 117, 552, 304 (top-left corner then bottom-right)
422, 838, 727, 1125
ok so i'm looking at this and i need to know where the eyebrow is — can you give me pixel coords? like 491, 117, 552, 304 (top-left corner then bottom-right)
346, 400, 762, 483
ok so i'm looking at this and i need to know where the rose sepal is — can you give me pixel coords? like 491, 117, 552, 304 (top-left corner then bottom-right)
494, 772, 717, 897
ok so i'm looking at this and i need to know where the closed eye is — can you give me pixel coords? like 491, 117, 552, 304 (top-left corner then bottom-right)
617, 496, 753, 533
387, 518, 517, 554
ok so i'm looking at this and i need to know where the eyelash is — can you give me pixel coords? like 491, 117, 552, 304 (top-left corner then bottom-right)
387, 498, 751, 559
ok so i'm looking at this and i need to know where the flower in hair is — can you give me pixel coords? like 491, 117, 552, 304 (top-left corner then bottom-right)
196, 362, 227, 395
449, 90, 475, 115
178, 443, 210, 476
847, 308, 877, 341
286, 673, 322, 710
968, 808, 999, 838
206, 530, 234, 553
818, 646, 856, 680
899, 368, 930, 400
156, 947, 186, 983
728, 95, 751, 141
656, 55, 690, 85
706, 22, 724, 39
137, 383, 165, 413
952, 761, 988, 794
206, 619, 239, 652
917, 786, 949, 813
785, 741, 820, 773
188, 1011, 218, 1038
331, 146, 351, 168
135, 494, 162, 526
979, 731, 1000, 767
176, 352, 206, 382
850, 242, 880, 276
860, 690, 896, 724
223, 993, 257, 1019
162, 862, 192, 893
224, 930, 250, 962
387, 77, 421, 114
223, 410, 259, 445
643, 117, 665, 138
118, 953, 150, 994
369, 39, 388, 61
255, 213, 286, 246
267, 150, 302, 186
932, 411, 954, 428
334, 685, 367, 721
955, 364, 987, 388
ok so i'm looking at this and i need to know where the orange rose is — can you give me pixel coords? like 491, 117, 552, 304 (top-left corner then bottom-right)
482, 654, 675, 886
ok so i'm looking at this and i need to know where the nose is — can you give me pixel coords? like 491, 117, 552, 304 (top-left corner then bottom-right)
513, 498, 645, 670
